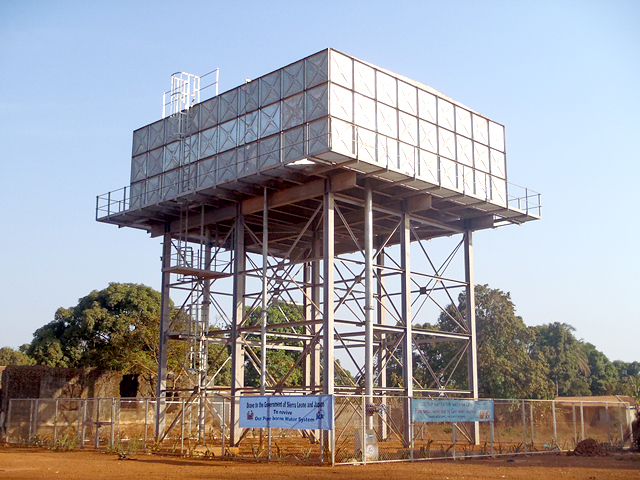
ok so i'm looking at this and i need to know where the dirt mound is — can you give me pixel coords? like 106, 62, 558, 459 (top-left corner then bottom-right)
571, 438, 607, 457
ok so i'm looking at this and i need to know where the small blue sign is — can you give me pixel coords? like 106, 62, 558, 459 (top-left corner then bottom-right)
412, 399, 494, 423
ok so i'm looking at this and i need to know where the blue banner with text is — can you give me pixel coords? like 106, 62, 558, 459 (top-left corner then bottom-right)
412, 398, 494, 423
239, 395, 334, 430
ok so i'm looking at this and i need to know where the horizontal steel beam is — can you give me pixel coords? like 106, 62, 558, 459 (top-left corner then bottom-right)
151, 171, 357, 237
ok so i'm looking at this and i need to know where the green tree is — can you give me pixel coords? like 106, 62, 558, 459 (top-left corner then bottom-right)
614, 360, 640, 379
619, 375, 640, 403
415, 285, 553, 399
244, 301, 304, 388
530, 322, 591, 396
28, 283, 163, 372
27, 282, 232, 393
207, 341, 231, 386
582, 342, 619, 396
614, 361, 640, 401
0, 345, 35, 365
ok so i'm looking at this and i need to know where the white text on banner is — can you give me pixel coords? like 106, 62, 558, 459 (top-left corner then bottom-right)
412, 399, 494, 423
239, 395, 334, 430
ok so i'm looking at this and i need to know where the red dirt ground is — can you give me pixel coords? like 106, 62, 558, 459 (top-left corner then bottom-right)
1, 447, 639, 480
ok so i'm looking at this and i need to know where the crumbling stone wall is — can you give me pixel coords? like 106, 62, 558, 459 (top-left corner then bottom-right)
0, 365, 150, 415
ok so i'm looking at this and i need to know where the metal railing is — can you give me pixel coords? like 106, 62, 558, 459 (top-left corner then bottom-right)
507, 182, 542, 217
162, 69, 219, 119
97, 127, 541, 222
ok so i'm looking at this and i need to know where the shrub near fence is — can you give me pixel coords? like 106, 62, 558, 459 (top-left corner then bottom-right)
4, 396, 635, 465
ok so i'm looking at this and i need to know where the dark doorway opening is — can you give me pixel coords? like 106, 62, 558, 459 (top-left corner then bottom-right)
120, 374, 139, 408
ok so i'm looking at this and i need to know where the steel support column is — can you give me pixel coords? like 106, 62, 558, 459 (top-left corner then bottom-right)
376, 246, 388, 440
364, 182, 374, 429
465, 231, 479, 443
323, 187, 335, 395
230, 210, 246, 446
311, 230, 322, 391
323, 185, 335, 463
260, 189, 268, 395
303, 262, 312, 388
198, 235, 212, 442
155, 230, 172, 440
401, 212, 413, 445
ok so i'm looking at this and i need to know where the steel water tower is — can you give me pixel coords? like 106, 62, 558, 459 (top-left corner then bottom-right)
97, 48, 540, 448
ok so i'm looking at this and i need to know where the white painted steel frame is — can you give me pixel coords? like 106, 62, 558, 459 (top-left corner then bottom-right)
95, 48, 541, 453
152, 187, 481, 452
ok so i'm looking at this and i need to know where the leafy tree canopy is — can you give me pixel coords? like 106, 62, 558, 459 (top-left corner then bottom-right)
244, 301, 305, 388
26, 283, 232, 393
19, 282, 638, 400
415, 285, 553, 399
582, 342, 619, 396
0, 345, 35, 366
28, 283, 163, 372
530, 322, 591, 396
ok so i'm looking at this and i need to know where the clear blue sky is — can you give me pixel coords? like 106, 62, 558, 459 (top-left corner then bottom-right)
1, 0, 638, 363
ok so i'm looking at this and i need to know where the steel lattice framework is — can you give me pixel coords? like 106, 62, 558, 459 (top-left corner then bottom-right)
96, 48, 540, 450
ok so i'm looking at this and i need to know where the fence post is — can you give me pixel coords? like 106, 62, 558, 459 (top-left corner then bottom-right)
452, 423, 456, 460
521, 400, 527, 454
28, 400, 34, 441
409, 397, 414, 461
529, 402, 534, 447
188, 401, 192, 439
110, 398, 115, 448
630, 405, 635, 447
221, 398, 226, 457
605, 402, 610, 444
79, 400, 85, 448
6, 398, 13, 443
180, 398, 185, 455
619, 404, 624, 447
490, 420, 494, 456
361, 395, 366, 465
34, 399, 39, 441
95, 399, 101, 449
572, 404, 577, 446
580, 402, 585, 441
144, 399, 149, 449
552, 401, 557, 450
117, 399, 121, 443
6, 400, 13, 444
54, 399, 59, 445
331, 424, 336, 466
82, 399, 88, 449
320, 426, 324, 466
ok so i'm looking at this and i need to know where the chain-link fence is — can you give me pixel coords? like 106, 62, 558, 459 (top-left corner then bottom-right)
5, 397, 229, 455
4, 395, 635, 465
333, 396, 635, 464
